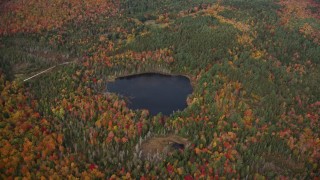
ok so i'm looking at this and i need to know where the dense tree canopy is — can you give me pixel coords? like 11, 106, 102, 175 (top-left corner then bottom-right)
0, 0, 320, 179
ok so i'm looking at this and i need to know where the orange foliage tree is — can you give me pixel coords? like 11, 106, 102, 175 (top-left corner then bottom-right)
0, 0, 120, 36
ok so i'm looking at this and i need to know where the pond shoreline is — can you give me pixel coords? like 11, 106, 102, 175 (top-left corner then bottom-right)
106, 71, 195, 88
106, 72, 194, 116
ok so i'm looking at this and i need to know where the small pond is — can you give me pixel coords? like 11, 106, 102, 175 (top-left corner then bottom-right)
107, 73, 193, 116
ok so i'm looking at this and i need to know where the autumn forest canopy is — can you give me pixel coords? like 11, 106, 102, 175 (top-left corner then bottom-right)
0, 0, 320, 179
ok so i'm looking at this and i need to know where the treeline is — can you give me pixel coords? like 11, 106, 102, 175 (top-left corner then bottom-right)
121, 0, 215, 17
0, 0, 320, 178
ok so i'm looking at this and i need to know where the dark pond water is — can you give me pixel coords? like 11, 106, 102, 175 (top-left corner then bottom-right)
107, 73, 193, 116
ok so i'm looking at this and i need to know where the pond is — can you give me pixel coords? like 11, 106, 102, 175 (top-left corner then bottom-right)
107, 73, 193, 116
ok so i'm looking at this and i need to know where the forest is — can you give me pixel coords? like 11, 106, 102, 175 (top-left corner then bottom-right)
0, 0, 320, 179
